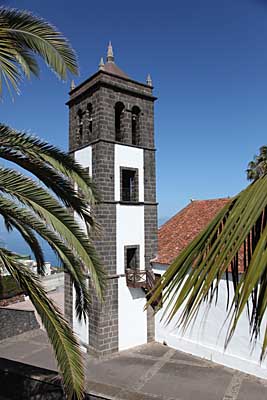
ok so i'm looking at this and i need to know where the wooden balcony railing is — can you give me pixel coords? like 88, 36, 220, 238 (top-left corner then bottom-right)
125, 268, 147, 288
125, 268, 162, 309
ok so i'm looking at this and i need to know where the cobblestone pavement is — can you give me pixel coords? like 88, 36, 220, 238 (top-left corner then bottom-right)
0, 329, 267, 399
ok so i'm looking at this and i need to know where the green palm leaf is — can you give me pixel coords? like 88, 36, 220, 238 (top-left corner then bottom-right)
0, 248, 84, 399
0, 167, 105, 300
148, 175, 267, 360
0, 19, 20, 95
0, 138, 96, 228
0, 124, 105, 397
0, 6, 78, 95
0, 195, 98, 320
14, 47, 39, 78
0, 6, 97, 399
0, 125, 105, 399
3, 214, 45, 274
0, 125, 99, 205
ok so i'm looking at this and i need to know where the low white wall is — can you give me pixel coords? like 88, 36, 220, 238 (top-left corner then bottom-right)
153, 264, 267, 379
41, 272, 64, 292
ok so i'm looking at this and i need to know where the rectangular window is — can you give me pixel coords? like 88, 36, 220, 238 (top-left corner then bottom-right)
127, 248, 137, 269
125, 246, 139, 270
121, 168, 138, 202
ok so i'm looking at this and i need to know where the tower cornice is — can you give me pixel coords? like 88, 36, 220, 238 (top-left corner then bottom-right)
67, 70, 156, 106
69, 138, 157, 154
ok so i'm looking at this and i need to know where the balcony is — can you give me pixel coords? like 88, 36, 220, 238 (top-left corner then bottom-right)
125, 268, 162, 309
125, 268, 147, 289
125, 268, 157, 292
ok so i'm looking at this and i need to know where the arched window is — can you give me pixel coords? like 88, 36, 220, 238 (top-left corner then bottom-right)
77, 109, 83, 145
115, 102, 125, 141
86, 103, 93, 134
132, 106, 141, 145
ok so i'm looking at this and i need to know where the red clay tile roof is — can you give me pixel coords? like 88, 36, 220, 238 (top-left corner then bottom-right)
154, 198, 230, 265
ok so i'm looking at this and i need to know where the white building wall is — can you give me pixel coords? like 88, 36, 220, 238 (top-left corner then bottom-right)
72, 278, 89, 347
75, 146, 92, 172
116, 205, 145, 274
153, 263, 267, 379
43, 262, 51, 276
117, 205, 147, 350
72, 146, 92, 346
114, 144, 144, 202
72, 144, 148, 350
115, 144, 147, 350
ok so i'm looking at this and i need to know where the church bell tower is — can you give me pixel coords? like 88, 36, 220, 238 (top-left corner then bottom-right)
65, 43, 158, 355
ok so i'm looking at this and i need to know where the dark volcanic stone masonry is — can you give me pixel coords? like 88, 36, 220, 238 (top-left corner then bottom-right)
67, 71, 156, 152
0, 308, 39, 340
65, 64, 158, 355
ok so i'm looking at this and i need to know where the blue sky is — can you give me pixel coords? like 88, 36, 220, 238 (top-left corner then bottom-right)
2, 0, 267, 260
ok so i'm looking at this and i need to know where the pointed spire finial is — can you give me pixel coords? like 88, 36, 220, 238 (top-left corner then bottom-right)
146, 73, 152, 87
70, 79, 75, 90
99, 57, 105, 71
107, 41, 114, 63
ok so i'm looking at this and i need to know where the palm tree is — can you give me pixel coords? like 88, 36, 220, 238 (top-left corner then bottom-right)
247, 146, 267, 181
149, 149, 267, 362
0, 7, 105, 400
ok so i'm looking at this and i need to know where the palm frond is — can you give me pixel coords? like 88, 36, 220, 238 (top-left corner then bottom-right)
0, 7, 78, 78
0, 190, 102, 320
0, 247, 85, 399
0, 19, 20, 95
0, 7, 78, 95
0, 166, 105, 299
0, 139, 95, 228
3, 214, 45, 274
14, 47, 39, 78
0, 125, 99, 205
148, 175, 267, 359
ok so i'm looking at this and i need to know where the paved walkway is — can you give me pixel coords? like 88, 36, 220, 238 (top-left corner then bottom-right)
0, 329, 267, 400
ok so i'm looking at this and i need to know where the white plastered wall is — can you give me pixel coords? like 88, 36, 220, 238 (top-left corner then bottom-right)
114, 144, 144, 202
72, 146, 92, 346
153, 263, 267, 379
115, 144, 147, 350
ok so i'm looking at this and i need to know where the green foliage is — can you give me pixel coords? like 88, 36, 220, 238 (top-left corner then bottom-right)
247, 146, 267, 181
148, 171, 267, 362
0, 6, 78, 96
0, 125, 106, 399
1, 249, 85, 399
0, 6, 101, 399
0, 274, 24, 299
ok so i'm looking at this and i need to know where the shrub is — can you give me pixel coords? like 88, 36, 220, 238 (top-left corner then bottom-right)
0, 275, 24, 299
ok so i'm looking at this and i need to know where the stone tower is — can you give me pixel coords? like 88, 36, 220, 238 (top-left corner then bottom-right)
65, 43, 158, 356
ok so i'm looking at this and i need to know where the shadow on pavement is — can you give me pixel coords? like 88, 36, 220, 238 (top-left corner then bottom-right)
0, 358, 103, 400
